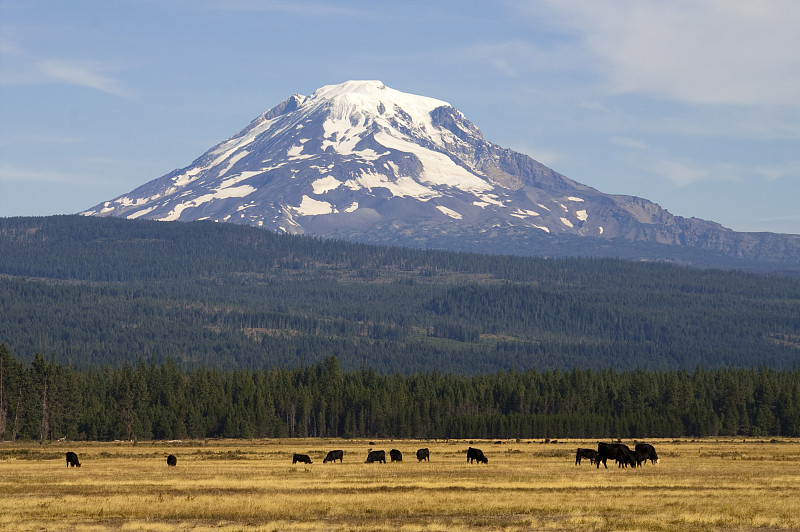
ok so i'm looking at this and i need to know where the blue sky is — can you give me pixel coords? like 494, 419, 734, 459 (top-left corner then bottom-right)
2, 0, 799, 234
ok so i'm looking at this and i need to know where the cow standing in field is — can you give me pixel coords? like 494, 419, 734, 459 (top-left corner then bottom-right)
65, 452, 81, 468
292, 453, 312, 464
596, 442, 636, 469
416, 448, 430, 462
166, 454, 177, 466
390, 449, 403, 462
365, 450, 386, 463
575, 448, 599, 465
634, 443, 659, 465
323, 450, 344, 463
466, 447, 488, 464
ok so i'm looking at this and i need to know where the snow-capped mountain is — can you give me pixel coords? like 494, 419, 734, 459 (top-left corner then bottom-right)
83, 80, 800, 267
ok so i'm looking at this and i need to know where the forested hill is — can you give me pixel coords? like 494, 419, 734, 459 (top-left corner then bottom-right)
1, 215, 799, 373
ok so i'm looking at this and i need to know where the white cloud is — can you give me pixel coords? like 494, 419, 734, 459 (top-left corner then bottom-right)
192, 0, 361, 16
0, 164, 92, 185
528, 0, 800, 106
0, 134, 81, 148
610, 136, 648, 150
755, 163, 800, 182
0, 37, 133, 97
38, 59, 133, 98
459, 41, 575, 77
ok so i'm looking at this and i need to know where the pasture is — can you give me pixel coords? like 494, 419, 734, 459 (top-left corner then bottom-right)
1, 438, 799, 531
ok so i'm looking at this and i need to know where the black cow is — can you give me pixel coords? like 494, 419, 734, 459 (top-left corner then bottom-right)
365, 450, 386, 463
416, 448, 430, 462
323, 450, 344, 463
466, 447, 488, 464
389, 449, 402, 462
292, 453, 312, 464
65, 451, 81, 468
635, 443, 659, 465
575, 447, 599, 465
632, 448, 649, 467
596, 442, 636, 469
166, 454, 177, 466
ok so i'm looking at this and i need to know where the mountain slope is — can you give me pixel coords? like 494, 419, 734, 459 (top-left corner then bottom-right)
82, 80, 800, 268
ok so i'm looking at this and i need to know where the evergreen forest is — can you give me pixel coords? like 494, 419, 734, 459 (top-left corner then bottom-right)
1, 215, 800, 374
1, 345, 798, 441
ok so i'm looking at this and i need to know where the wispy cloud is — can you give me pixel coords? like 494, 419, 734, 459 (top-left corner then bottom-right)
0, 37, 133, 97
755, 162, 800, 182
612, 141, 742, 187
37, 59, 134, 97
0, 133, 81, 148
610, 136, 648, 150
517, 0, 800, 106
189, 0, 362, 16
0, 164, 93, 185
458, 40, 576, 77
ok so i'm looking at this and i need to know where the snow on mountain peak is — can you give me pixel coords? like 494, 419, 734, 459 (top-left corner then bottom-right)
82, 80, 600, 240
301, 80, 451, 134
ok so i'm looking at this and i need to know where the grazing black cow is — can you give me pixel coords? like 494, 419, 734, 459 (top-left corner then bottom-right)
634, 443, 659, 465
389, 449, 402, 462
616, 449, 637, 468
416, 448, 430, 462
65, 451, 81, 468
632, 447, 649, 467
323, 450, 344, 463
466, 447, 488, 464
166, 454, 177, 466
365, 450, 386, 464
292, 453, 312, 464
575, 447, 599, 465
596, 442, 636, 469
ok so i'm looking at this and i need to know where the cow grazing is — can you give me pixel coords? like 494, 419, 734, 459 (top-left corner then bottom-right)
596, 442, 636, 469
466, 447, 488, 464
365, 450, 386, 464
323, 450, 344, 463
575, 447, 599, 465
292, 453, 312, 464
416, 448, 430, 462
65, 451, 81, 468
166, 454, 177, 466
632, 447, 649, 467
390, 449, 403, 462
634, 443, 659, 465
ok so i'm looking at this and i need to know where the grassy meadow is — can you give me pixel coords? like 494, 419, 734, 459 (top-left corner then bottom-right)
1, 438, 799, 531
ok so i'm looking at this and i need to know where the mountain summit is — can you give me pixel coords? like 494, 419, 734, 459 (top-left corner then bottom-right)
83, 80, 800, 268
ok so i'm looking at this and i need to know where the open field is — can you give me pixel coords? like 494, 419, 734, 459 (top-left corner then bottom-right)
2, 438, 800, 531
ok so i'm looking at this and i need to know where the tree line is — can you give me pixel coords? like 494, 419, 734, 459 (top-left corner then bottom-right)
2, 345, 798, 442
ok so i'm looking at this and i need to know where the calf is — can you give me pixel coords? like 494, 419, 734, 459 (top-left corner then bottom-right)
416, 448, 430, 462
65, 451, 81, 468
466, 447, 488, 464
365, 450, 386, 464
292, 453, 312, 464
323, 450, 344, 463
166, 454, 177, 466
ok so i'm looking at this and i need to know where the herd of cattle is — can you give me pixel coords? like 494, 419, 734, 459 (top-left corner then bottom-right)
292, 447, 439, 464
575, 442, 660, 468
65, 442, 658, 469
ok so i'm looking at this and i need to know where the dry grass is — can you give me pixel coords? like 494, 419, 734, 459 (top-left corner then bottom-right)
1, 438, 800, 531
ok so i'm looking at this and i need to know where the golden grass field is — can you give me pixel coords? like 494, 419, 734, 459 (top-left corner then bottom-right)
1, 438, 799, 531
